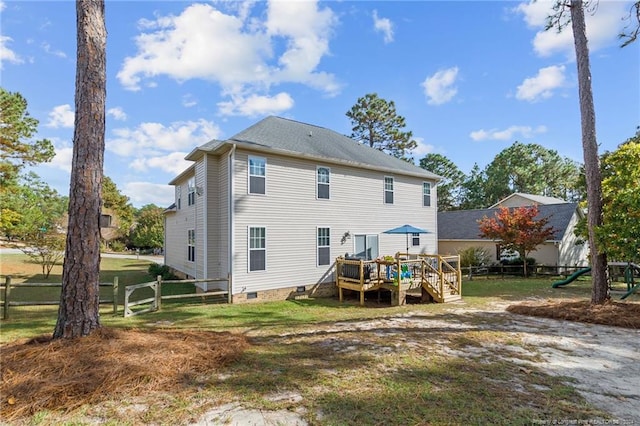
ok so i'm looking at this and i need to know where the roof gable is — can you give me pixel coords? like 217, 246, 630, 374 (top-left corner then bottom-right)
438, 203, 579, 241
490, 192, 567, 208
187, 116, 440, 180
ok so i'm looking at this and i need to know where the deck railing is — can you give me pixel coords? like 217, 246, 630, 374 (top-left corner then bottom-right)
336, 254, 462, 305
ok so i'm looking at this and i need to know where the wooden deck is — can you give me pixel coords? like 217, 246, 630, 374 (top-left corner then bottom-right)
336, 254, 462, 306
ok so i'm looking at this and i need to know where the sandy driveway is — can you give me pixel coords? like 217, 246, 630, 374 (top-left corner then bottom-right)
194, 303, 640, 425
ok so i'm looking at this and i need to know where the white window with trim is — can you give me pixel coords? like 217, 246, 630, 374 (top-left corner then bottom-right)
317, 227, 331, 266
187, 229, 195, 262
384, 177, 394, 204
354, 234, 379, 260
188, 177, 196, 206
412, 233, 420, 247
249, 226, 266, 271
317, 166, 330, 200
248, 156, 266, 195
423, 182, 431, 207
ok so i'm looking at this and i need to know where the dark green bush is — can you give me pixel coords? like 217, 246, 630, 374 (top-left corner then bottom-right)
148, 263, 177, 280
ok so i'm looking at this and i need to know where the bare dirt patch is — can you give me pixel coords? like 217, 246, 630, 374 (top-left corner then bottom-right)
1, 299, 639, 425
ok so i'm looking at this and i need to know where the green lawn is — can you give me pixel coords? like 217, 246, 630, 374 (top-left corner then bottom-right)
1, 254, 630, 425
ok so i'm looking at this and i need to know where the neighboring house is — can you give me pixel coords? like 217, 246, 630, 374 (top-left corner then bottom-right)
438, 195, 588, 267
164, 116, 441, 302
489, 192, 566, 208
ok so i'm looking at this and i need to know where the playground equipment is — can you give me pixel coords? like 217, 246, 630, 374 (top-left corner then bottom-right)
551, 267, 591, 288
620, 263, 639, 300
551, 262, 639, 300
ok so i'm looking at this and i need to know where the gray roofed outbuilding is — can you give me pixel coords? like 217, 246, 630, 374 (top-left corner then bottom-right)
438, 203, 580, 241
184, 116, 440, 180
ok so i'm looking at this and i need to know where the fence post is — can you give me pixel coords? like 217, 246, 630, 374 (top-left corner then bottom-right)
112, 276, 119, 315
156, 275, 162, 311
3, 276, 11, 320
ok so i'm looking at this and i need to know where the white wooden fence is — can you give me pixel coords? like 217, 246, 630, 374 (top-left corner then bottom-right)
124, 276, 230, 318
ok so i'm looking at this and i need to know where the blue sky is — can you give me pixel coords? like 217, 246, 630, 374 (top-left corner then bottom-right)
1, 0, 638, 208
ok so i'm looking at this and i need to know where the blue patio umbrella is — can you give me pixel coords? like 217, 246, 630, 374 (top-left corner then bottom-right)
383, 224, 431, 253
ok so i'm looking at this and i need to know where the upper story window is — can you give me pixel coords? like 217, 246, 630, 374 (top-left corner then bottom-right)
249, 156, 266, 195
317, 227, 330, 266
100, 214, 112, 228
176, 186, 181, 210
317, 166, 330, 200
423, 182, 431, 207
188, 177, 196, 206
384, 177, 394, 204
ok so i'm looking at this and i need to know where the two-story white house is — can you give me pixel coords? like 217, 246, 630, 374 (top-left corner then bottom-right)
164, 116, 440, 303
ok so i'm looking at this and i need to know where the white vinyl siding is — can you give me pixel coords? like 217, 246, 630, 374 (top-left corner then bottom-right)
164, 173, 197, 278
176, 185, 182, 210
248, 156, 266, 195
423, 182, 431, 207
230, 149, 438, 295
248, 226, 266, 272
317, 166, 330, 199
384, 176, 394, 204
317, 227, 330, 266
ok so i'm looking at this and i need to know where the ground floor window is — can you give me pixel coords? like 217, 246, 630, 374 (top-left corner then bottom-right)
249, 226, 266, 271
187, 229, 195, 262
412, 233, 420, 246
317, 227, 330, 266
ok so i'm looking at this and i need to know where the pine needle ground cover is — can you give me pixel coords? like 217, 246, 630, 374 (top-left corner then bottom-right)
1, 254, 638, 425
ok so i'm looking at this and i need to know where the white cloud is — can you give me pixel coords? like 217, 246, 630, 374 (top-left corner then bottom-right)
469, 125, 548, 142
421, 67, 459, 105
516, 65, 566, 102
411, 137, 434, 162
266, 0, 339, 93
123, 181, 175, 208
107, 119, 221, 157
372, 10, 394, 44
182, 94, 197, 108
130, 152, 191, 175
0, 35, 23, 68
217, 92, 294, 117
107, 107, 127, 121
41, 42, 66, 58
37, 138, 73, 172
515, 0, 633, 57
117, 1, 340, 115
46, 104, 75, 128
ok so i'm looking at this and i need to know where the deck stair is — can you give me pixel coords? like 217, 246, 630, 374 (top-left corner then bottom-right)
336, 254, 462, 306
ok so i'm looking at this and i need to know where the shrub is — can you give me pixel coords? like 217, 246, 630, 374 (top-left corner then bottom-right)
148, 263, 177, 280
457, 246, 492, 267
109, 240, 126, 252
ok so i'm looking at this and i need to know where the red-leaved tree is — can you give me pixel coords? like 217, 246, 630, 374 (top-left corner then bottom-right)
478, 206, 555, 276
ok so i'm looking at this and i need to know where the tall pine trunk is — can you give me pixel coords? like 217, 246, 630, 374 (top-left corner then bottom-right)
54, 0, 107, 338
570, 0, 609, 304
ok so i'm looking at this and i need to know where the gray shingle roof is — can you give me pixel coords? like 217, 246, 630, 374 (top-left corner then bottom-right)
438, 203, 580, 241
189, 116, 440, 180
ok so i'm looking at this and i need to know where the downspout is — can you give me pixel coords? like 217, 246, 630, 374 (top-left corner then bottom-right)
228, 144, 236, 303
203, 155, 208, 286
